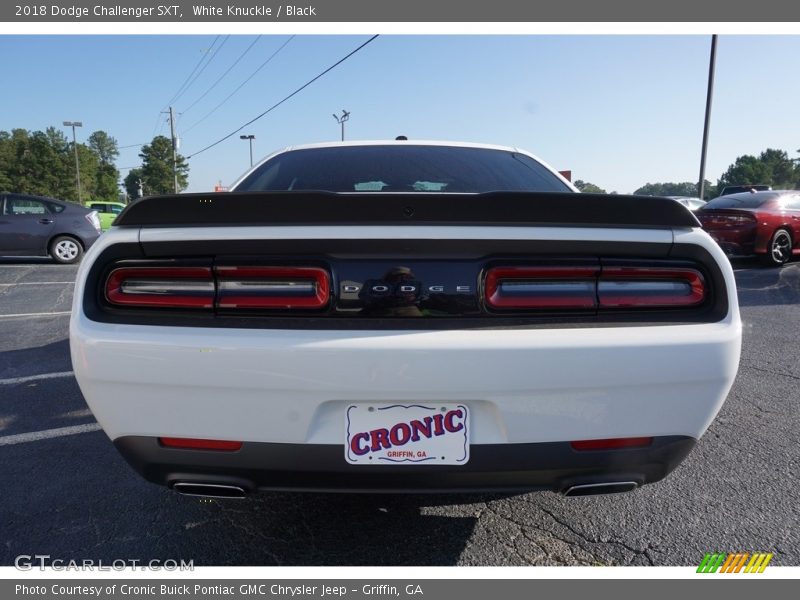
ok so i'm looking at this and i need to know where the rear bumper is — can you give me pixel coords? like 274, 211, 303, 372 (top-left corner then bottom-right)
115, 435, 696, 493
705, 229, 757, 257
71, 319, 741, 445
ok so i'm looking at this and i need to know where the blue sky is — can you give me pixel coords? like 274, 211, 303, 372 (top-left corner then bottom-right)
1, 35, 798, 194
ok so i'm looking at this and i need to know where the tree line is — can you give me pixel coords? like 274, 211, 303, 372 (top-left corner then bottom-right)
0, 128, 120, 202
576, 147, 800, 198
0, 127, 189, 203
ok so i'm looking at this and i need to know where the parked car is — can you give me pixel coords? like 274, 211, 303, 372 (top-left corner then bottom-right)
85, 201, 126, 231
697, 190, 800, 266
719, 184, 771, 196
0, 193, 101, 263
71, 141, 741, 498
666, 196, 707, 212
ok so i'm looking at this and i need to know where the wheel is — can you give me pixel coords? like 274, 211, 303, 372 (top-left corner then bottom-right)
761, 229, 793, 267
49, 236, 83, 264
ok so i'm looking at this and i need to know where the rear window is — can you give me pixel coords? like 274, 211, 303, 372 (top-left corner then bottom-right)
5, 197, 47, 215
703, 195, 772, 209
234, 145, 571, 194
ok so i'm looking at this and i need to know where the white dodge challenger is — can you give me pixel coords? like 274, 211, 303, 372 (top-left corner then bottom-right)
70, 141, 741, 498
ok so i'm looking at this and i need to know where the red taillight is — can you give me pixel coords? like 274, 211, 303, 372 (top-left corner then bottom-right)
598, 267, 705, 308
484, 266, 599, 309
485, 264, 706, 311
159, 437, 243, 451
570, 437, 653, 451
105, 265, 331, 311
105, 267, 215, 309
215, 266, 330, 309
698, 211, 757, 228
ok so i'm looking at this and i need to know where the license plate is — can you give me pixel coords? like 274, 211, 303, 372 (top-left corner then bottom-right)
345, 403, 470, 465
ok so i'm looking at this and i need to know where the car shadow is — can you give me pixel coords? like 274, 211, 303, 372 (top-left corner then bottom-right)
0, 257, 57, 265
0, 338, 72, 380
732, 261, 800, 307
0, 429, 492, 566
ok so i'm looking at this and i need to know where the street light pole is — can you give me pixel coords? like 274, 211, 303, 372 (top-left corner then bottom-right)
168, 106, 179, 194
698, 35, 718, 200
240, 134, 256, 167
332, 110, 350, 141
62, 121, 83, 202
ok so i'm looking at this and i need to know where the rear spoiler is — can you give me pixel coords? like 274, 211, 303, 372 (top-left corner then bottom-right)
114, 191, 700, 229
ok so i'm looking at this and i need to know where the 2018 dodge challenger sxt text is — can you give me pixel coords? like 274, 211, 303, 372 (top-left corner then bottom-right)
70, 141, 742, 498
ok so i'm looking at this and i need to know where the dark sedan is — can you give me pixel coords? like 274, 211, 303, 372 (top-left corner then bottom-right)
0, 193, 102, 264
697, 190, 800, 266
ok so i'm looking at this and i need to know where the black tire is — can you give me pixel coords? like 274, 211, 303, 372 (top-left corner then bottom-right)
761, 229, 793, 267
49, 236, 83, 264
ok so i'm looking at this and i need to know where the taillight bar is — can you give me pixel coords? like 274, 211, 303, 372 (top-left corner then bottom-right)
697, 211, 757, 227
485, 264, 706, 311
105, 265, 330, 311
216, 266, 330, 309
485, 266, 599, 309
105, 267, 215, 309
598, 266, 705, 308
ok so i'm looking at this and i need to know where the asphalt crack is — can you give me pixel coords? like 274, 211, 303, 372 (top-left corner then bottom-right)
740, 363, 800, 382
480, 499, 596, 565
538, 505, 656, 566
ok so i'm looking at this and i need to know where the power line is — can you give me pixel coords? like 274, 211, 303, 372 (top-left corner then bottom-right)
149, 36, 220, 140
181, 36, 262, 114
187, 35, 379, 159
182, 36, 295, 135
172, 35, 230, 107
166, 35, 223, 107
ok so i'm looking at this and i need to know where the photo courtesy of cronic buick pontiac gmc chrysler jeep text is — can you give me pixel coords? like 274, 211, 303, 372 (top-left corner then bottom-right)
70, 141, 742, 498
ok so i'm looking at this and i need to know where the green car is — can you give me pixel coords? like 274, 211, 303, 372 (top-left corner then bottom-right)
85, 201, 126, 231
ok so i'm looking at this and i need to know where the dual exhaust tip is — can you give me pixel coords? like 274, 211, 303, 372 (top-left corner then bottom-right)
172, 482, 248, 499
561, 481, 639, 497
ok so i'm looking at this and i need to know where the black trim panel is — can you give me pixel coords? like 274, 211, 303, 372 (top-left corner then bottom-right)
81, 240, 729, 329
114, 435, 696, 494
115, 191, 700, 229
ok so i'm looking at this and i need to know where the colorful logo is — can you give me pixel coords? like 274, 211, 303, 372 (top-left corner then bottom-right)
697, 552, 773, 573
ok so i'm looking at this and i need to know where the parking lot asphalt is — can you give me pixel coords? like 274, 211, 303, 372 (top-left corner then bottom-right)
0, 259, 798, 566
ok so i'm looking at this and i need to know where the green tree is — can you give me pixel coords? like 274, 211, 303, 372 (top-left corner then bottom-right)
124, 168, 144, 200
0, 126, 120, 202
0, 131, 12, 191
139, 136, 189, 195
88, 130, 121, 200
634, 181, 700, 197
574, 180, 606, 194
717, 148, 798, 190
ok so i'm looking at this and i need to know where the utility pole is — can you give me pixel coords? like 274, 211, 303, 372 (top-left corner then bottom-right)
62, 121, 83, 202
240, 134, 256, 167
332, 110, 350, 141
698, 35, 717, 201
168, 106, 179, 193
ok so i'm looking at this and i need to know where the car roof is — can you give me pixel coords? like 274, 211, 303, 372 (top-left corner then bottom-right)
3, 192, 68, 205
231, 139, 577, 192
279, 139, 522, 153
716, 190, 797, 201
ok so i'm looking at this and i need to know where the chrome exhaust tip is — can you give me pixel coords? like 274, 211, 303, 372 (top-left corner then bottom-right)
562, 481, 638, 497
172, 482, 247, 499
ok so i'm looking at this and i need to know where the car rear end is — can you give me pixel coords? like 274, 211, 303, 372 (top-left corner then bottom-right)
696, 208, 759, 257
70, 191, 741, 497
58, 201, 102, 246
